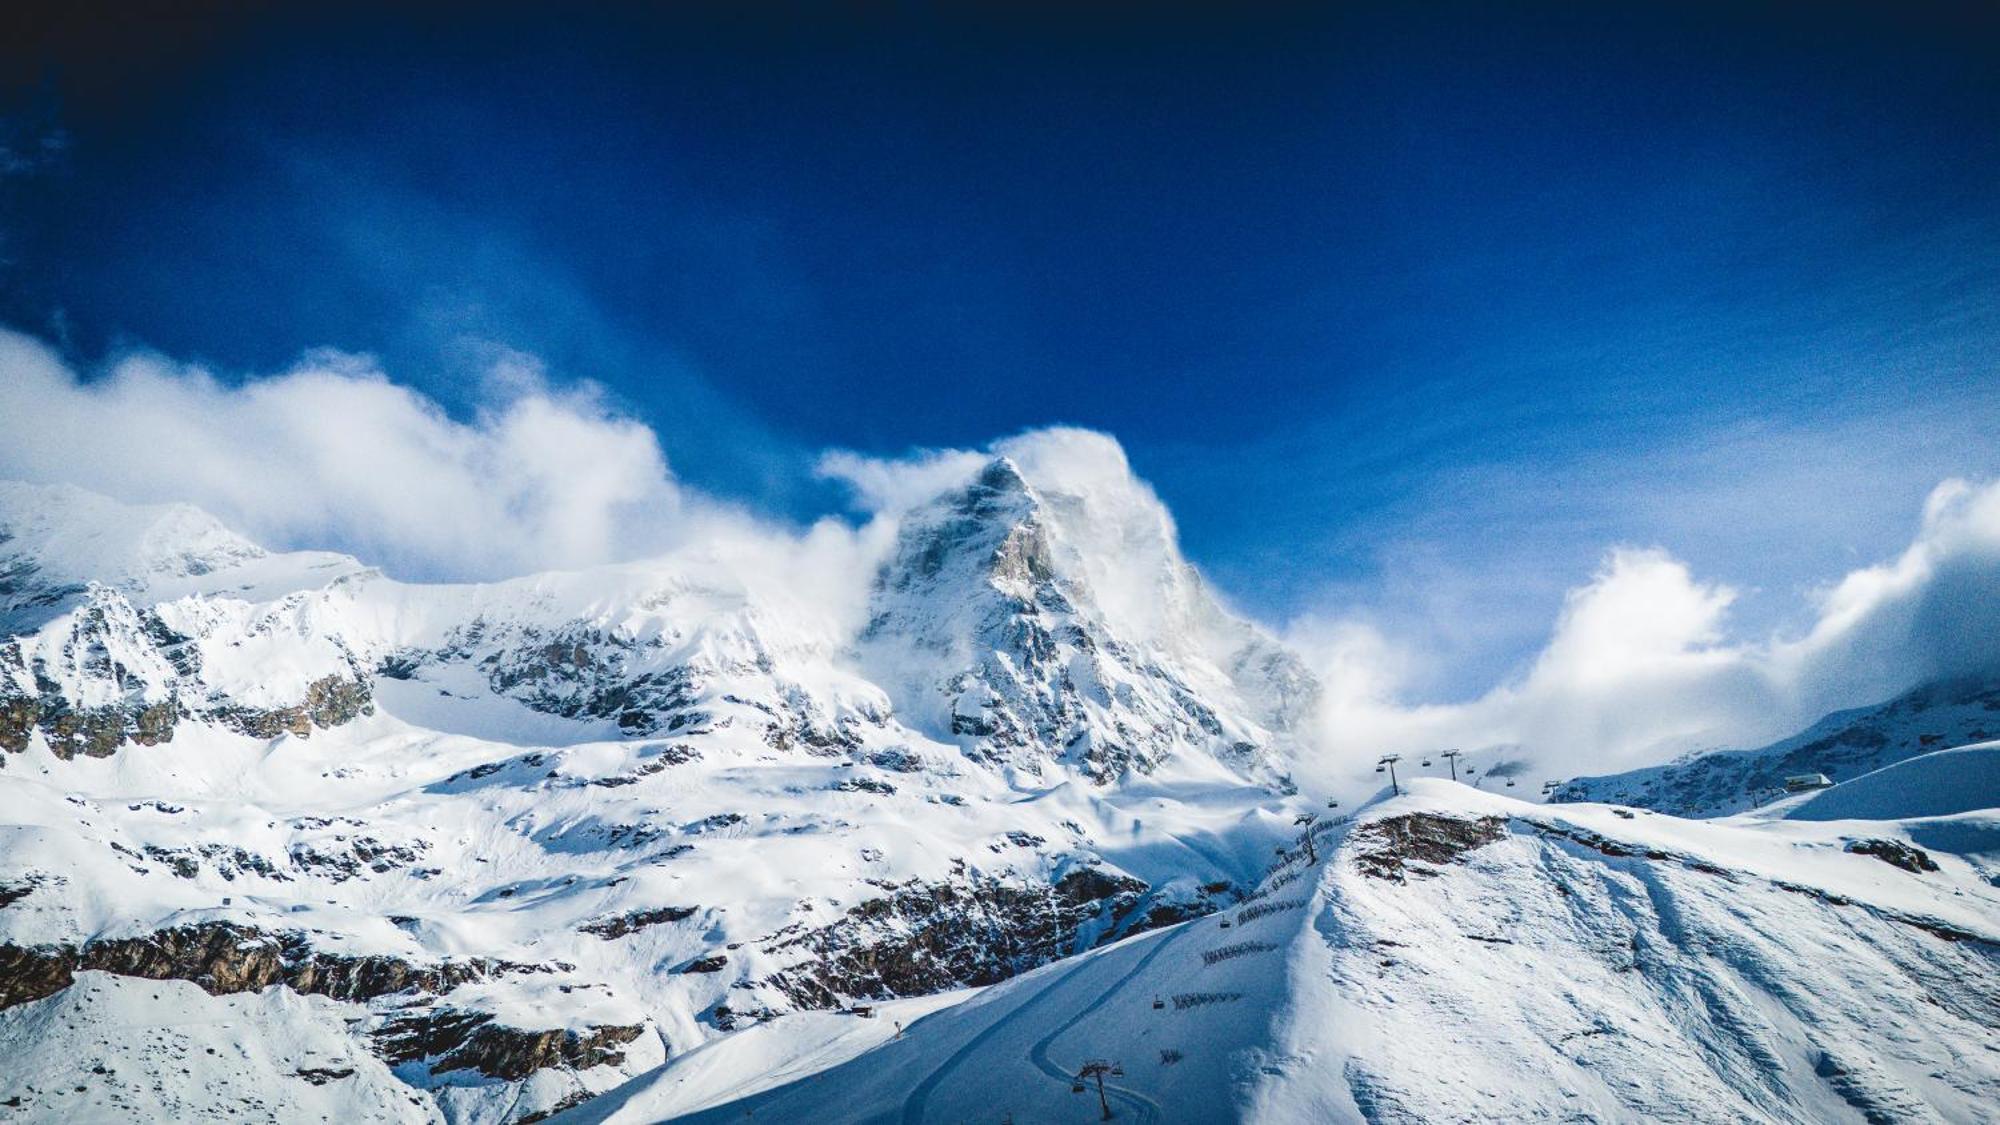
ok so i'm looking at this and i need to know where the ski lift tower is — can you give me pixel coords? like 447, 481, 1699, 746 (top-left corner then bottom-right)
1438, 748, 1465, 782
1293, 812, 1320, 863
1074, 1059, 1125, 1120
1376, 754, 1403, 796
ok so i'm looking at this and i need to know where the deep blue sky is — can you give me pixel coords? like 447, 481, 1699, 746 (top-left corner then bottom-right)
3, 2, 1996, 696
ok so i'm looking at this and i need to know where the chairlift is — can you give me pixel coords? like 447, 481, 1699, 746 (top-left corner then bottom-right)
1111, 1065, 1125, 1077
1153, 996, 1165, 1010
1220, 919, 1232, 928
1072, 1081, 1086, 1094
1505, 779, 1516, 788
1374, 765, 1385, 773
1421, 759, 1432, 767
1327, 799, 1340, 809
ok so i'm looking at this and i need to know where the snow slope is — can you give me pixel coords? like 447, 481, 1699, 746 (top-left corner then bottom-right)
595, 780, 2000, 1124
0, 480, 363, 633
1784, 742, 2000, 822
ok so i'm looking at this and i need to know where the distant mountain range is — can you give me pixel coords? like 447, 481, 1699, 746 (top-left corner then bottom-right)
1552, 676, 2000, 816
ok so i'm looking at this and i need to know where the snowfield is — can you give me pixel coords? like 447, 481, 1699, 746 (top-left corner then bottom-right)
1783, 742, 2000, 823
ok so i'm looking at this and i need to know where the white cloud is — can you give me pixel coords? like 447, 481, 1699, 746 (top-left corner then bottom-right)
1525, 548, 1737, 691
1779, 475, 2000, 699
1302, 478, 2000, 787
816, 446, 987, 515
0, 328, 724, 580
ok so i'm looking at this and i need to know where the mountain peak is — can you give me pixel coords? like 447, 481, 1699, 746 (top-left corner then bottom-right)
856, 450, 1310, 786
969, 455, 1030, 498
0, 480, 370, 631
0, 480, 266, 575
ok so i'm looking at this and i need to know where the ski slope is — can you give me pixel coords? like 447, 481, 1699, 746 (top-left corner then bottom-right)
572, 780, 2000, 1124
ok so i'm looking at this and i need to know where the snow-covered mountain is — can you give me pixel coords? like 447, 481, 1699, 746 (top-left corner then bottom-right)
0, 471, 1314, 1123
6, 473, 1999, 1125
1552, 676, 2000, 817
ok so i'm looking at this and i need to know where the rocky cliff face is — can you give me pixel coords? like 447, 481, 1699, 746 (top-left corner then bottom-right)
758, 864, 1164, 1011
0, 919, 570, 1010
372, 1009, 646, 1082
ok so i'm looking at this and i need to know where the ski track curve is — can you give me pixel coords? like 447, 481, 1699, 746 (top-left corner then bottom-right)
896, 923, 1189, 1125
1024, 922, 1193, 1123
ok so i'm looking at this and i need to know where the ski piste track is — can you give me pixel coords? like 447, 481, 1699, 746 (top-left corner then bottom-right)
896, 922, 1193, 1124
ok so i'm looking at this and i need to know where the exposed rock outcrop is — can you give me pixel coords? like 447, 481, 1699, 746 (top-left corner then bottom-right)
0, 943, 74, 1009
0, 595, 186, 758
0, 922, 541, 1011
443, 621, 704, 735
372, 1007, 646, 1080
762, 864, 1162, 1008
0, 586, 373, 759
1844, 838, 1940, 874
212, 674, 374, 740
580, 905, 697, 939
1350, 813, 1508, 882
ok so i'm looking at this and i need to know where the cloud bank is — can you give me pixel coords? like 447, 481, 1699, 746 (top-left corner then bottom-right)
1302, 476, 2000, 784
0, 329, 731, 580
